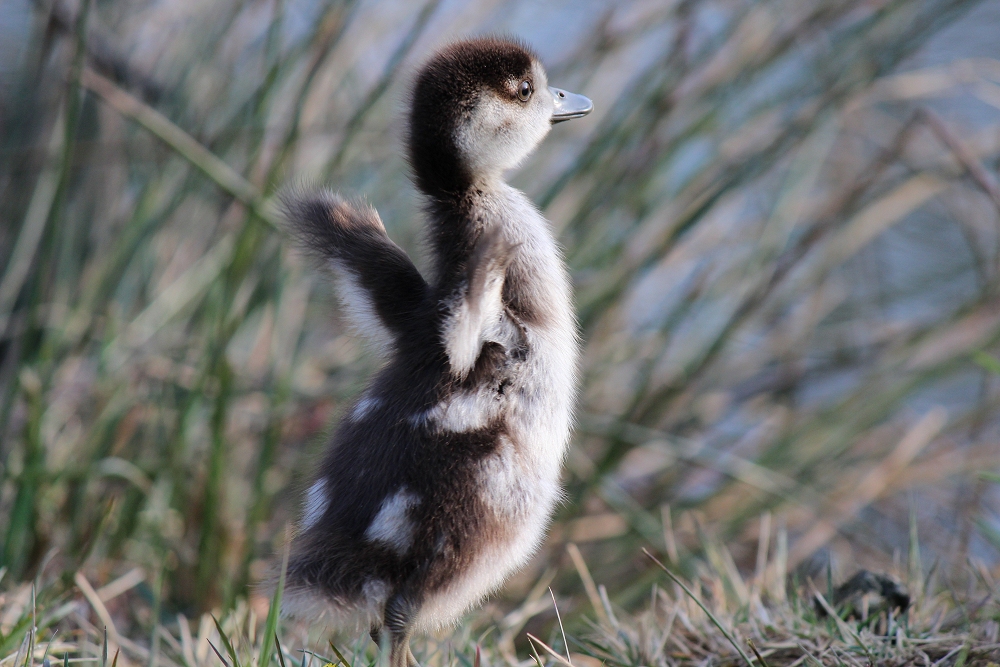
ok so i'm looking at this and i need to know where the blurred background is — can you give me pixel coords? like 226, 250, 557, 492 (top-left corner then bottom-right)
2, 0, 1000, 642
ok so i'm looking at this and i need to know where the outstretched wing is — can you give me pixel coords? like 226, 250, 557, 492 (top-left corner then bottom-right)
281, 190, 429, 356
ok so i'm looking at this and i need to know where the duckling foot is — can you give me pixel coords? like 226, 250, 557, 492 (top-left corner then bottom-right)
388, 636, 416, 667
370, 626, 417, 667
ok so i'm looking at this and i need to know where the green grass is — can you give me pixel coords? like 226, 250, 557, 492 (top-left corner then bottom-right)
2, 0, 1000, 664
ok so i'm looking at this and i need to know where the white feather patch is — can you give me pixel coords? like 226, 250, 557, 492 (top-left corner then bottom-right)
331, 261, 394, 356
365, 488, 421, 554
423, 389, 501, 433
352, 395, 381, 420
302, 479, 328, 529
441, 270, 506, 378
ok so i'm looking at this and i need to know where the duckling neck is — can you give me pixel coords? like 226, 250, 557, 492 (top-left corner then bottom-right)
407, 119, 468, 195
409, 124, 509, 200
412, 156, 507, 203
420, 180, 490, 288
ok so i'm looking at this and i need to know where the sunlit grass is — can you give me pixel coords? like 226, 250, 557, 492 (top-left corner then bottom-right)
1, 527, 998, 667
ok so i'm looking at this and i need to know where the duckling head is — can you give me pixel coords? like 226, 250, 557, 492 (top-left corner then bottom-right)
408, 37, 592, 196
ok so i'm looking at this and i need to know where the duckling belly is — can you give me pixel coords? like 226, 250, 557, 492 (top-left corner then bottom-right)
414, 433, 562, 631
416, 332, 576, 630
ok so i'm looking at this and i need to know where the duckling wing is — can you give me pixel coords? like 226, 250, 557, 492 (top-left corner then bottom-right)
281, 190, 428, 356
440, 226, 518, 378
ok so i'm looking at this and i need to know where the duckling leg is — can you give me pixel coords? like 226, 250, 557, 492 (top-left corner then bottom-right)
384, 594, 419, 667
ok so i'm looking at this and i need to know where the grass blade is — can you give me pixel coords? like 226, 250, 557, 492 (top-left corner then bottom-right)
257, 537, 289, 667
643, 548, 756, 667
746, 639, 770, 667
274, 635, 287, 667
208, 640, 232, 667
79, 68, 276, 227
211, 617, 239, 667
525, 634, 573, 667
326, 641, 349, 667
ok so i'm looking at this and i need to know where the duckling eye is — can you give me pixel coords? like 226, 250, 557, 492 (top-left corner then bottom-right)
517, 80, 532, 102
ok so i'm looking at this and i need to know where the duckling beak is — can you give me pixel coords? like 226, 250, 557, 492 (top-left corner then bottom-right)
549, 87, 593, 123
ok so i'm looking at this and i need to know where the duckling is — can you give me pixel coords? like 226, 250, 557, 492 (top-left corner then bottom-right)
279, 37, 592, 667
